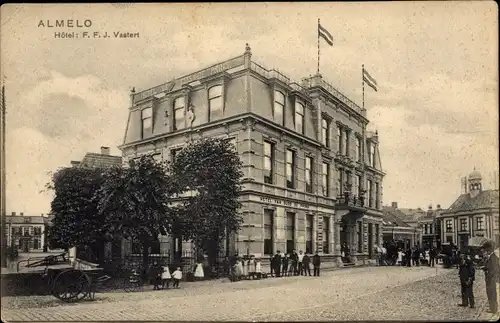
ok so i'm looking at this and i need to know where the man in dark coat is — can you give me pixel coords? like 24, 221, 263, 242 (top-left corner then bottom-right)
429, 247, 436, 267
282, 254, 289, 277
290, 249, 298, 276
458, 255, 475, 308
482, 242, 499, 313
313, 252, 321, 276
272, 251, 282, 277
302, 253, 311, 276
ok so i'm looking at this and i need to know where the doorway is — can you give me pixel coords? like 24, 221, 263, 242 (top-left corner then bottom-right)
368, 223, 373, 259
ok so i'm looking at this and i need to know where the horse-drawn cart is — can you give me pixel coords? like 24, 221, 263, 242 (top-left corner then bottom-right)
18, 252, 142, 303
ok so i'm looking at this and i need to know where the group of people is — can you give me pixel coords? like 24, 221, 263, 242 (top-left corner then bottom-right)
457, 241, 499, 314
377, 243, 439, 267
269, 250, 322, 277
148, 261, 205, 290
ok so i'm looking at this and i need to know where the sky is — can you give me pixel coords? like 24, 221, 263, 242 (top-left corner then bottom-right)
1, 2, 498, 215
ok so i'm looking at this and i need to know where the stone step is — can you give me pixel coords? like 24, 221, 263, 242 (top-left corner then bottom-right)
343, 262, 356, 267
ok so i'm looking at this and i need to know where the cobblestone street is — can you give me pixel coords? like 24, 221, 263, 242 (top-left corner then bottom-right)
2, 266, 499, 321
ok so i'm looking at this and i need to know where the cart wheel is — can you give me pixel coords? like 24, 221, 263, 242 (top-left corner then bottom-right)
51, 269, 91, 302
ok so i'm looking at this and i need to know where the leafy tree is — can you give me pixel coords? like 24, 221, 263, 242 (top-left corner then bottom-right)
96, 155, 178, 272
170, 137, 243, 267
47, 167, 110, 262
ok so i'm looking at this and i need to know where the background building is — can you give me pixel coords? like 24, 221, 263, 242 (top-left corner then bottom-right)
119, 45, 385, 267
382, 203, 421, 249
437, 169, 499, 251
5, 212, 49, 252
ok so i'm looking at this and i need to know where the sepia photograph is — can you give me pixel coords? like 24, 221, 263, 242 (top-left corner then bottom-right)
0, 2, 498, 322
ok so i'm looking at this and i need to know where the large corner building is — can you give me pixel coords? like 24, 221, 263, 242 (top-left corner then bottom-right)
119, 45, 386, 266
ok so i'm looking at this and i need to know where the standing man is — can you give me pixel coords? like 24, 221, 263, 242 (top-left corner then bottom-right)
297, 250, 304, 276
302, 253, 311, 276
458, 254, 475, 308
290, 249, 298, 276
273, 251, 282, 278
313, 251, 321, 276
429, 247, 436, 267
482, 242, 499, 314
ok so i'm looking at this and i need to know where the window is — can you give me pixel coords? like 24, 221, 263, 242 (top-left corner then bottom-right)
305, 156, 313, 193
209, 85, 223, 121
264, 209, 274, 255
354, 175, 359, 198
371, 144, 376, 167
367, 180, 373, 208
367, 142, 372, 166
294, 102, 305, 134
323, 216, 330, 253
286, 149, 296, 189
344, 130, 349, 156
446, 219, 453, 233
338, 169, 344, 195
356, 136, 361, 161
263, 141, 274, 184
322, 118, 329, 147
33, 238, 40, 250
306, 215, 314, 254
173, 97, 185, 130
476, 217, 484, 231
460, 218, 467, 231
358, 222, 363, 252
273, 91, 285, 125
356, 175, 362, 197
141, 107, 153, 138
375, 182, 380, 209
337, 126, 342, 153
286, 212, 295, 254
322, 162, 329, 197
171, 148, 182, 162
375, 224, 380, 245
34, 227, 42, 236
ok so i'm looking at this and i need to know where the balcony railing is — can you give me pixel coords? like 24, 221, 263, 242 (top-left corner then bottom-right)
335, 193, 365, 208
302, 75, 365, 116
250, 62, 290, 84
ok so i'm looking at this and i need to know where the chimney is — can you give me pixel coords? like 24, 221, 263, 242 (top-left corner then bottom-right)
437, 204, 441, 210
11, 212, 16, 216
70, 161, 81, 167
20, 212, 24, 216
101, 146, 110, 155
391, 202, 398, 209
428, 204, 432, 210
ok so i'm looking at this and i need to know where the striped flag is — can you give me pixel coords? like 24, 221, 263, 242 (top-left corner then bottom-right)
318, 23, 333, 46
363, 68, 378, 92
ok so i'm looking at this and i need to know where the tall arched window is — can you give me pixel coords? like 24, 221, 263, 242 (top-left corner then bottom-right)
273, 91, 285, 126
173, 97, 185, 131
141, 107, 152, 138
209, 85, 223, 121
294, 101, 304, 134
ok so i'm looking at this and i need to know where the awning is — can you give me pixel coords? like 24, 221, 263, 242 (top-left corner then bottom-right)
468, 236, 494, 248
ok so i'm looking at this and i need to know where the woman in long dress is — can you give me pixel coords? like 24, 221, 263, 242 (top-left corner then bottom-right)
248, 257, 256, 279
161, 265, 172, 289
255, 258, 262, 279
194, 262, 204, 281
242, 259, 248, 279
235, 259, 243, 280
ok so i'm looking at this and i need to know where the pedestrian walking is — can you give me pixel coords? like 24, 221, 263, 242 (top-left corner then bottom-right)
302, 253, 311, 276
458, 255, 475, 308
161, 265, 172, 289
481, 242, 499, 314
172, 267, 182, 289
313, 251, 321, 276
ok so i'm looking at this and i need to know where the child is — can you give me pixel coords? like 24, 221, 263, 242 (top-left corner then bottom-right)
172, 267, 182, 289
161, 265, 172, 289
194, 262, 204, 281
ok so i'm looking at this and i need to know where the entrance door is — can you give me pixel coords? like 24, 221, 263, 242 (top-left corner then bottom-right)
368, 223, 373, 259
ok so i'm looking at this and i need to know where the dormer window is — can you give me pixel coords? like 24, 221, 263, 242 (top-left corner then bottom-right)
208, 85, 223, 122
173, 97, 185, 131
273, 91, 285, 126
141, 107, 153, 138
294, 101, 304, 134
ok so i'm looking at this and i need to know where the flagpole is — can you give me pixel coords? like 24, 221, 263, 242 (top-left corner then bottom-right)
317, 18, 320, 75
1, 77, 7, 268
362, 64, 365, 110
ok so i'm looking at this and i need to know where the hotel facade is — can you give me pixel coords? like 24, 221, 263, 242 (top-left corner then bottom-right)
119, 45, 386, 266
